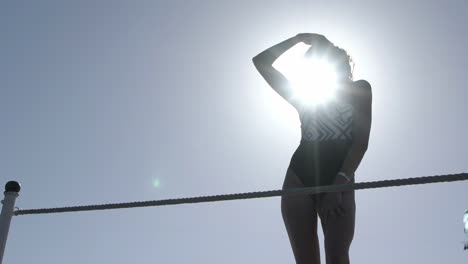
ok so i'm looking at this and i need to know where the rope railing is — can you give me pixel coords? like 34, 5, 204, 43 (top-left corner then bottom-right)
12, 172, 468, 216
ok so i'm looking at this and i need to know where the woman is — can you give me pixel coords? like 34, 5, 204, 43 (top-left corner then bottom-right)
252, 33, 372, 264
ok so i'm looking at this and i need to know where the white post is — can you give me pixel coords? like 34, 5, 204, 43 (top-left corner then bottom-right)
0, 181, 21, 264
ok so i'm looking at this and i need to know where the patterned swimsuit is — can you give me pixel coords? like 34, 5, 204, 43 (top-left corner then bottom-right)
288, 100, 354, 187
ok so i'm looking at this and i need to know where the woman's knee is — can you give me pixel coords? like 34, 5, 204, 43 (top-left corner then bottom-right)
324, 233, 353, 263
326, 251, 350, 264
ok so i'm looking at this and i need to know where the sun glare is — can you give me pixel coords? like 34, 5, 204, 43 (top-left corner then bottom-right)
152, 178, 161, 188
273, 43, 339, 105
464, 210, 468, 235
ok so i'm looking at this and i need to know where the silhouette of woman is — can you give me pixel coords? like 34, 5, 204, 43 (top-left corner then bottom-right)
253, 33, 372, 264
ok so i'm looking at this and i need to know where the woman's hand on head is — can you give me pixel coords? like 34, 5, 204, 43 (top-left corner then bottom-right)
296, 33, 327, 45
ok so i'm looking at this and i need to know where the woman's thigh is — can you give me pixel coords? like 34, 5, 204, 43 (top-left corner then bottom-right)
281, 168, 321, 263
319, 179, 356, 262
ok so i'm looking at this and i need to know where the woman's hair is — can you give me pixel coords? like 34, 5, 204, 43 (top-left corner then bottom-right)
305, 38, 355, 82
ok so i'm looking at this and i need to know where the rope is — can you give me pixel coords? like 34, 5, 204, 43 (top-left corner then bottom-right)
14, 172, 468, 216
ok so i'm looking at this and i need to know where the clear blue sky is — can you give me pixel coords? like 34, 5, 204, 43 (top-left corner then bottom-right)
1, 0, 467, 263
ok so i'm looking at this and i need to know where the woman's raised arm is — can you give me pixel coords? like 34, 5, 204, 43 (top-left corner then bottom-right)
252, 35, 302, 106
252, 34, 327, 108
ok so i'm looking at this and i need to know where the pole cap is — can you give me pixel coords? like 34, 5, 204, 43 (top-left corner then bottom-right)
5, 181, 21, 193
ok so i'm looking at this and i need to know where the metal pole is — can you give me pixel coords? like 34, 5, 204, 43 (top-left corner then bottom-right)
0, 181, 21, 264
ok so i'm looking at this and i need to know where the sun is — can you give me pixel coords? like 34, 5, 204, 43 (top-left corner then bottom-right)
288, 58, 338, 105
273, 43, 339, 106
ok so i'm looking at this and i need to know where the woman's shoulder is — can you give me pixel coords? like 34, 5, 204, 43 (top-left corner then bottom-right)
352, 79, 372, 94
349, 79, 372, 104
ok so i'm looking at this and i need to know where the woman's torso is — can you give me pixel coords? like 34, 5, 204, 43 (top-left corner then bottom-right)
288, 90, 355, 187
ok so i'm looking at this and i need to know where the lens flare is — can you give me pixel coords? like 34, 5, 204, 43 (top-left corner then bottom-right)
152, 178, 161, 188
464, 210, 468, 236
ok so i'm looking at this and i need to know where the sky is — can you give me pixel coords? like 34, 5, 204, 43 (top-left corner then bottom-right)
1, 0, 467, 263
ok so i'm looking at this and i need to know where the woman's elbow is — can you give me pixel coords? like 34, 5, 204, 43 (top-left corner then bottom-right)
252, 56, 270, 74
362, 144, 368, 153
252, 55, 265, 67
253, 52, 273, 67
353, 140, 369, 153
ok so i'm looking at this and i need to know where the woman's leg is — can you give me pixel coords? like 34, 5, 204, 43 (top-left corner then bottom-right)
281, 168, 321, 264
319, 178, 356, 264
